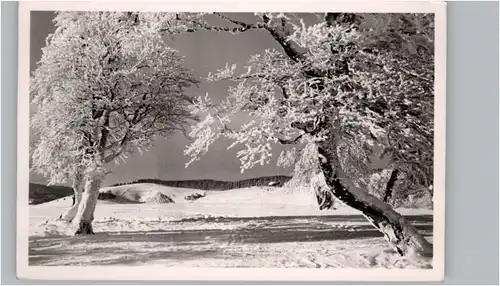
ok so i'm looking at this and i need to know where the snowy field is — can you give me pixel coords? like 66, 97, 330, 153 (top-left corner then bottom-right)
29, 184, 433, 268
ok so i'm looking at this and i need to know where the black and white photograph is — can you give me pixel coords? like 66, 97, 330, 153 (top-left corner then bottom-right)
18, 0, 446, 281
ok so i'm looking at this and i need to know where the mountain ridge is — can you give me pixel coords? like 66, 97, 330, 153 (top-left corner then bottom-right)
109, 175, 292, 190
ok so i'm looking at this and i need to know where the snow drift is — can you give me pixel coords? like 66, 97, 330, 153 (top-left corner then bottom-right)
141, 192, 175, 204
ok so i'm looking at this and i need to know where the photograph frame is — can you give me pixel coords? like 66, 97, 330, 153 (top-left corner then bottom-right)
17, 0, 447, 281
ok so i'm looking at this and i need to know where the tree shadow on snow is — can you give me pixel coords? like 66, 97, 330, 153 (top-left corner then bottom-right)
172, 214, 433, 224
29, 215, 433, 266
29, 245, 219, 266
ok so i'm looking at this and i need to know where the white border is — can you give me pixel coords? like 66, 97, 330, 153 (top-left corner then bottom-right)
17, 0, 447, 282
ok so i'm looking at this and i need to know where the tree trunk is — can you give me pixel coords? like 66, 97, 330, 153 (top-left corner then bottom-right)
315, 185, 337, 210
317, 140, 433, 258
383, 169, 399, 204
72, 176, 102, 235
60, 173, 84, 222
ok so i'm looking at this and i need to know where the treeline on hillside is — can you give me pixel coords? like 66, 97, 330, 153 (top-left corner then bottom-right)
29, 183, 74, 205
109, 175, 292, 190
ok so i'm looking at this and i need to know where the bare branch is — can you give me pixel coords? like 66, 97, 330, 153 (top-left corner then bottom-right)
262, 25, 305, 63
213, 13, 265, 31
277, 134, 304, 145
168, 13, 266, 34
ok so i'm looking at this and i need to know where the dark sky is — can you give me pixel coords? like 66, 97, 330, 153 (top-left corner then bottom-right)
29, 12, 296, 186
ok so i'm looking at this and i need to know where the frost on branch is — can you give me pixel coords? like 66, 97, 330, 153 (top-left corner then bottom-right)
277, 148, 297, 168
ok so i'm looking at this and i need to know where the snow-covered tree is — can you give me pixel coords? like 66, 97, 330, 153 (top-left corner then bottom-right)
30, 11, 197, 235
184, 13, 434, 257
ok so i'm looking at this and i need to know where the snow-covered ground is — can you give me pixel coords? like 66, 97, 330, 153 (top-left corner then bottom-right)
29, 184, 433, 268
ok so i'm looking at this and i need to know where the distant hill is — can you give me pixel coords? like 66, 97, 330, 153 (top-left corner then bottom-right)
29, 176, 292, 205
109, 175, 292, 190
29, 183, 73, 205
